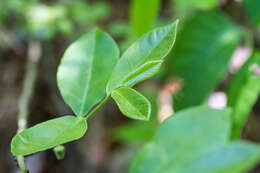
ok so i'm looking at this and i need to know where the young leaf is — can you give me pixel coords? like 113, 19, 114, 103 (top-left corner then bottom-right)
106, 20, 178, 93
111, 87, 151, 120
168, 12, 241, 111
112, 85, 159, 143
11, 116, 87, 156
130, 0, 161, 37
57, 28, 119, 116
227, 51, 260, 139
130, 106, 260, 173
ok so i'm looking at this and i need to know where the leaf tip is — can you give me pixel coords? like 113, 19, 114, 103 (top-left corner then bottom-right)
174, 18, 180, 25
170, 19, 179, 30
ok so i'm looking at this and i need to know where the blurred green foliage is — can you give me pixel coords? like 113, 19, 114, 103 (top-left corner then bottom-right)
227, 51, 260, 139
168, 12, 241, 111
175, 0, 218, 10
130, 0, 161, 38
108, 21, 132, 51
130, 106, 260, 173
27, 4, 72, 39
69, 1, 110, 26
0, 0, 111, 40
172, 0, 218, 18
244, 0, 260, 27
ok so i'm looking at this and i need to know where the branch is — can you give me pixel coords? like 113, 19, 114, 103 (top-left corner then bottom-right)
16, 40, 41, 173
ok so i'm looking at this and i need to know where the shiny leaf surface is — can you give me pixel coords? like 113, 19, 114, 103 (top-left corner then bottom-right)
11, 116, 87, 156
57, 28, 119, 116
112, 87, 151, 120
107, 20, 178, 93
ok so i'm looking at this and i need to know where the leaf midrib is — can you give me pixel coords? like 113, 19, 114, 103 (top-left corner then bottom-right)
17, 117, 84, 155
79, 31, 97, 116
113, 89, 145, 118
48, 118, 84, 145
117, 24, 175, 89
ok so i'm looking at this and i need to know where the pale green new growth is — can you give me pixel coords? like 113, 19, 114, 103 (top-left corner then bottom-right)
107, 20, 179, 93
112, 87, 151, 120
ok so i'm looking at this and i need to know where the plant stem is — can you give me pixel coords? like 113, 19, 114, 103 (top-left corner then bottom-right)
17, 156, 29, 173
85, 94, 111, 120
16, 40, 41, 173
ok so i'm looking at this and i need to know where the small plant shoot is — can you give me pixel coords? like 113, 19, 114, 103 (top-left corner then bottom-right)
11, 20, 179, 156
9, 11, 260, 172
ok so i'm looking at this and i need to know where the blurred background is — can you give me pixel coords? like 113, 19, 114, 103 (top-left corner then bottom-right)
0, 0, 260, 172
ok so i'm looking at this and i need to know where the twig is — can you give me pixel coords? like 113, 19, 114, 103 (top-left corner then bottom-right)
157, 78, 182, 123
85, 94, 111, 120
16, 40, 41, 173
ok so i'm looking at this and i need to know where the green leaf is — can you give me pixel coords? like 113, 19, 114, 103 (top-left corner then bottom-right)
111, 87, 151, 120
168, 12, 241, 111
130, 106, 260, 173
244, 0, 260, 27
57, 28, 119, 116
112, 85, 159, 143
227, 51, 260, 139
130, 0, 161, 37
107, 20, 178, 93
11, 116, 87, 156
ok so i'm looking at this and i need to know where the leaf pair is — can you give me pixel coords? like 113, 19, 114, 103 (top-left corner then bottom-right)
130, 106, 260, 173
11, 20, 179, 156
109, 20, 178, 119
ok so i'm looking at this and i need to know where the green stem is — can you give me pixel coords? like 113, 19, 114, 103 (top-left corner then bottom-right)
85, 94, 111, 120
17, 156, 29, 173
